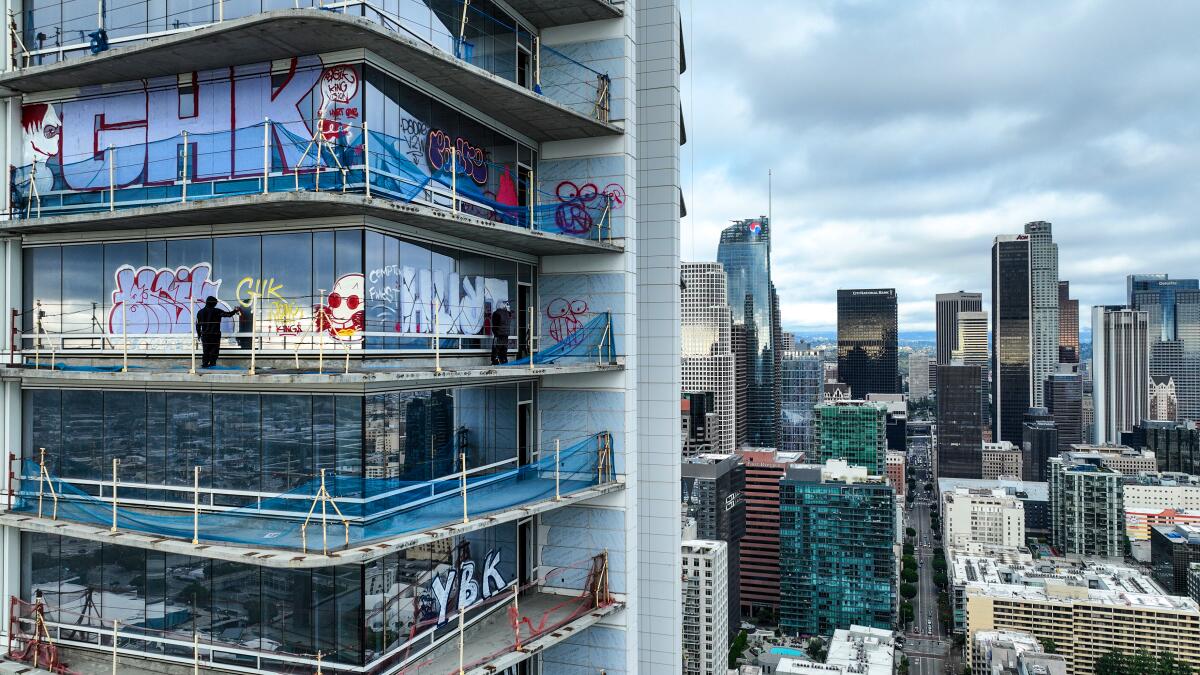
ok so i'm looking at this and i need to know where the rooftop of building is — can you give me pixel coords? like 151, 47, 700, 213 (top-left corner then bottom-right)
1128, 472, 1200, 487
937, 477, 1048, 501
943, 487, 1026, 505
982, 441, 1018, 452
783, 460, 885, 486
817, 399, 889, 411
956, 555, 1196, 611
776, 625, 894, 675
1152, 524, 1200, 545
973, 629, 1042, 651
1067, 444, 1151, 458
681, 539, 727, 555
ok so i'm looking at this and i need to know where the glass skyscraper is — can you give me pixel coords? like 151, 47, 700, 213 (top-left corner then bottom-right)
1129, 275, 1200, 422
718, 217, 778, 448
780, 351, 823, 454
779, 462, 896, 636
837, 288, 900, 399
992, 234, 1032, 445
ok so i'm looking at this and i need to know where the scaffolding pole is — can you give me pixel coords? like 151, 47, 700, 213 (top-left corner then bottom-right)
36, 447, 58, 520
460, 452, 468, 524
181, 131, 189, 203
112, 618, 118, 674
263, 118, 271, 194
555, 439, 560, 501
110, 458, 119, 532
363, 120, 371, 198
120, 300, 128, 372
318, 288, 326, 374
192, 466, 200, 545
108, 144, 115, 211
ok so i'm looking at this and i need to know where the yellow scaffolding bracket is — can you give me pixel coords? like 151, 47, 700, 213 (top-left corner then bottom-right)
300, 469, 350, 555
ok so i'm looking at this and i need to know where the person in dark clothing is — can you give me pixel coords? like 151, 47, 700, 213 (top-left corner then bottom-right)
196, 296, 240, 368
490, 300, 512, 365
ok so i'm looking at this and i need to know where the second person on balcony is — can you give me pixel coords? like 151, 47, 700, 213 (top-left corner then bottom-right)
196, 297, 242, 368
490, 300, 512, 365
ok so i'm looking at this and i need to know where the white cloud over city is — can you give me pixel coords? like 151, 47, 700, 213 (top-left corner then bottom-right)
681, 0, 1200, 334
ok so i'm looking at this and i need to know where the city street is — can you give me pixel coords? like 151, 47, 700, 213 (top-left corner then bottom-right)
901, 438, 949, 675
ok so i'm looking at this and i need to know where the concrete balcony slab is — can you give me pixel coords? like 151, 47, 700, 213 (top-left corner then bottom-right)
0, 10, 621, 142
5, 191, 623, 256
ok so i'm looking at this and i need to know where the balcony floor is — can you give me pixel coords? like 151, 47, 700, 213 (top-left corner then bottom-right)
0, 479, 623, 569
2, 358, 624, 392
4, 191, 623, 255
504, 0, 621, 28
406, 590, 623, 675
0, 10, 621, 142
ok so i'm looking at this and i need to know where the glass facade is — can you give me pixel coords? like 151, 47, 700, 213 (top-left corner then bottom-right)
779, 352, 821, 454
836, 288, 899, 400
22, 228, 521, 352
992, 236, 1031, 445
936, 365, 984, 479
778, 470, 895, 637
814, 402, 887, 474
22, 524, 515, 668
23, 383, 525, 508
716, 217, 777, 448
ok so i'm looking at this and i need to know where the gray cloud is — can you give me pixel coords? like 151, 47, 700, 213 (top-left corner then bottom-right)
681, 0, 1200, 332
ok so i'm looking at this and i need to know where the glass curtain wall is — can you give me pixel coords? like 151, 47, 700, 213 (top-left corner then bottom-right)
24, 384, 523, 507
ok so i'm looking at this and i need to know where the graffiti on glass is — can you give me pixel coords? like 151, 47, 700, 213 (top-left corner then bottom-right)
107, 263, 226, 335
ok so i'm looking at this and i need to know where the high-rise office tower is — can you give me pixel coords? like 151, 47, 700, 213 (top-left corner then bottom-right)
737, 449, 802, 618
778, 460, 896, 636
908, 351, 931, 399
682, 453, 747, 632
992, 223, 1060, 444
780, 350, 823, 454
1150, 375, 1179, 421
771, 284, 783, 447
719, 217, 778, 448
954, 309, 990, 425
1131, 275, 1200, 422
936, 291, 983, 365
1049, 453, 1126, 558
681, 539, 730, 675
682, 392, 718, 457
683, 262, 736, 453
953, 311, 989, 365
815, 401, 889, 474
993, 234, 1032, 444
1129, 274, 1200, 342
837, 288, 900, 399
992, 234, 1032, 445
1092, 306, 1150, 444
1059, 281, 1080, 364
1044, 368, 1084, 456
937, 364, 985, 479
0, 1, 684, 670
732, 323, 750, 446
1021, 408, 1057, 482
1025, 221, 1060, 408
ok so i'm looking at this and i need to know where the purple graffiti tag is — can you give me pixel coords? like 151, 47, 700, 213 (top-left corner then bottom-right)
546, 298, 589, 346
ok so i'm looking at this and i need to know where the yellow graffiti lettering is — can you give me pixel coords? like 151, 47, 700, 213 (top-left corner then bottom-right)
236, 276, 287, 308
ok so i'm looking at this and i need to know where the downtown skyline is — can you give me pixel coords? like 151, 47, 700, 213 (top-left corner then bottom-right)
681, 1, 1200, 334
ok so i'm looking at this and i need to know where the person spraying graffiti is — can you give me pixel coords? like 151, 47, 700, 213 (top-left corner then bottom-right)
490, 300, 512, 365
196, 297, 242, 368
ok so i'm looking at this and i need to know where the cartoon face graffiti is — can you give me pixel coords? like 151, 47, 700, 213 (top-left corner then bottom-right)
546, 298, 589, 346
22, 104, 61, 160
317, 273, 365, 341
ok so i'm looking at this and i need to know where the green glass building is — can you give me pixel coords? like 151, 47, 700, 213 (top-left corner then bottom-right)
779, 462, 896, 637
815, 401, 888, 474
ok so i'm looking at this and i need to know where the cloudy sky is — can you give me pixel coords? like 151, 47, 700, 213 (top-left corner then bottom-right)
680, 0, 1200, 334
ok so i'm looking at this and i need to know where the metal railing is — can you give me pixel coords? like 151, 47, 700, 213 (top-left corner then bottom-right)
8, 0, 612, 122
11, 116, 618, 243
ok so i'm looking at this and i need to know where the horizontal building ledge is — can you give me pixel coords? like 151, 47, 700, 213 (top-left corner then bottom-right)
0, 479, 624, 568
0, 10, 621, 143
5, 190, 623, 256
2, 359, 625, 392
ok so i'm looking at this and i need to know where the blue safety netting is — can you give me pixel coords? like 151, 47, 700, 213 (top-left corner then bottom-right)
506, 312, 613, 366
11, 119, 615, 240
12, 433, 609, 552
